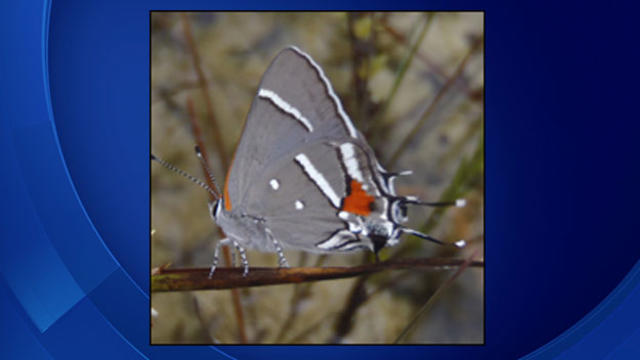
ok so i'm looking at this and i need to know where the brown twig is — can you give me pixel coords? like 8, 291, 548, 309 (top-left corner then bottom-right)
181, 13, 247, 342
274, 254, 327, 342
381, 16, 445, 77
180, 13, 229, 170
394, 249, 480, 343
287, 270, 412, 342
223, 248, 247, 343
378, 13, 434, 127
151, 258, 484, 292
330, 273, 371, 343
288, 312, 340, 343
185, 98, 220, 200
379, 16, 475, 99
387, 37, 483, 167
184, 96, 248, 343
347, 12, 375, 128
192, 296, 219, 343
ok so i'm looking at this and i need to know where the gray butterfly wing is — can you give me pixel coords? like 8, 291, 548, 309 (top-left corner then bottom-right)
225, 46, 359, 212
246, 141, 357, 253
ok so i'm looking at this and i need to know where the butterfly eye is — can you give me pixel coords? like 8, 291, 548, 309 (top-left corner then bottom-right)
399, 203, 408, 218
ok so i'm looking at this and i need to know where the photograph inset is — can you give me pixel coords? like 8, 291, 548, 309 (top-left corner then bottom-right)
151, 12, 484, 344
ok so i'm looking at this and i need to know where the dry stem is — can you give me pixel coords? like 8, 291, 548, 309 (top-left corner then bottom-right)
152, 257, 484, 292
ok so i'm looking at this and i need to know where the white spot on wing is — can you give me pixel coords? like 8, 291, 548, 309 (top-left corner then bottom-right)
294, 153, 341, 208
295, 200, 304, 210
288, 46, 358, 138
270, 179, 280, 190
258, 88, 314, 132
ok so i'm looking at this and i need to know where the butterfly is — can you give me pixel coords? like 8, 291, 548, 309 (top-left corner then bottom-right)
152, 46, 465, 277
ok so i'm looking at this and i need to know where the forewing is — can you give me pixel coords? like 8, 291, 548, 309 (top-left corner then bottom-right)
225, 47, 359, 210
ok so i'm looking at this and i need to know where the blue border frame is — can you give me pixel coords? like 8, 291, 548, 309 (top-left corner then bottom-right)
1, 1, 639, 359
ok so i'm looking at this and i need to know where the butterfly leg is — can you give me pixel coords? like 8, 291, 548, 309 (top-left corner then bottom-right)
209, 237, 231, 278
273, 239, 289, 268
232, 240, 249, 277
266, 229, 289, 268
229, 243, 237, 268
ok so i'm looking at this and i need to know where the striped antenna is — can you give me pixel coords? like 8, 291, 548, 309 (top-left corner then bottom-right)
151, 153, 218, 198
194, 145, 221, 198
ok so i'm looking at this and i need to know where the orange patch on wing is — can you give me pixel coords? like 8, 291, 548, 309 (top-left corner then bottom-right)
223, 153, 235, 211
341, 180, 375, 216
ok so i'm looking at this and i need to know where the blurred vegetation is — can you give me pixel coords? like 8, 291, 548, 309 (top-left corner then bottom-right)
151, 12, 484, 344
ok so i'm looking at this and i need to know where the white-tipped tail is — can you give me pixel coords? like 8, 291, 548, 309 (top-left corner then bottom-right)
456, 199, 467, 207
454, 240, 467, 248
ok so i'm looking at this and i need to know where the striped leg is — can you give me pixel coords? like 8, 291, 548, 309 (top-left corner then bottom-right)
229, 243, 237, 268
209, 238, 230, 278
266, 228, 289, 268
232, 240, 249, 277
273, 239, 289, 268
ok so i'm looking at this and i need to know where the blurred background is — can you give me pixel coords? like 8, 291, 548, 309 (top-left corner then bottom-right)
151, 12, 483, 344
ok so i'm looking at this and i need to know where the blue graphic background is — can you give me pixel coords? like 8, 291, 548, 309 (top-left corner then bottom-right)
1, 1, 639, 359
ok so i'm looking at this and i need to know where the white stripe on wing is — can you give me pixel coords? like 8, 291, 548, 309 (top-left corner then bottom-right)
294, 153, 341, 208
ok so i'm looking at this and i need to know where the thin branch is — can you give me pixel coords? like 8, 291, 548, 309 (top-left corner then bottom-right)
224, 249, 248, 343
381, 16, 446, 78
394, 249, 480, 343
274, 254, 327, 342
184, 95, 248, 343
288, 312, 339, 343
436, 113, 483, 169
181, 13, 247, 341
388, 37, 483, 167
379, 13, 434, 126
180, 13, 229, 170
185, 98, 220, 201
379, 17, 478, 100
347, 12, 377, 132
420, 134, 483, 235
151, 258, 484, 292
330, 273, 370, 343
192, 296, 219, 343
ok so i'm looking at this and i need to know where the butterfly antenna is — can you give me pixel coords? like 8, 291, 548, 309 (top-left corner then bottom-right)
151, 153, 218, 197
402, 228, 466, 248
194, 145, 221, 198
